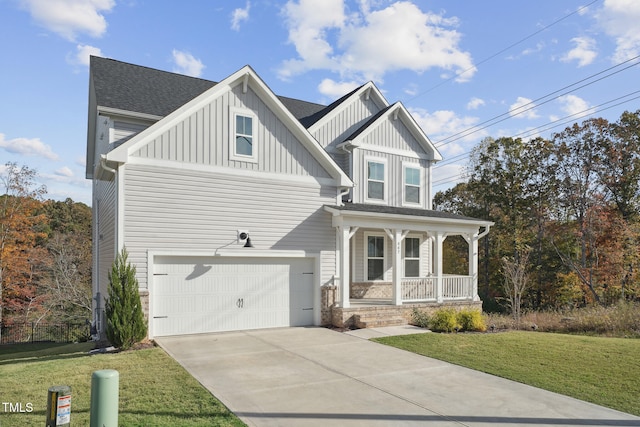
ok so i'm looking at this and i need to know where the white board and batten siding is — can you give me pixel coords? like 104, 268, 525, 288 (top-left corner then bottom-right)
352, 148, 430, 208
130, 85, 331, 180
311, 92, 383, 150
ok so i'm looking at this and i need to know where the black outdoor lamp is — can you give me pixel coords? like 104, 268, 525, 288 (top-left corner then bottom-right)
239, 232, 254, 248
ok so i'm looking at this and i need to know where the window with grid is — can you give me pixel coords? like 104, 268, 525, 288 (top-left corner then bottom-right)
404, 237, 420, 277
367, 161, 385, 201
235, 114, 253, 157
367, 235, 385, 280
404, 166, 421, 204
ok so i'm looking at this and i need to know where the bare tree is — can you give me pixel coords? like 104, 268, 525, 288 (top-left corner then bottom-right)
501, 247, 531, 327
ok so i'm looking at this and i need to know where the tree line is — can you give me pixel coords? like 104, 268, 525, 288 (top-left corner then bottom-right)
0, 162, 92, 325
435, 109, 640, 312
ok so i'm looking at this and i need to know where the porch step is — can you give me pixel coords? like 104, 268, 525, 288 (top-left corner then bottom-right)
353, 314, 408, 329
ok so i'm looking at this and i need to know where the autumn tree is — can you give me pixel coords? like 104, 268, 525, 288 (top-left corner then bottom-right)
0, 163, 48, 325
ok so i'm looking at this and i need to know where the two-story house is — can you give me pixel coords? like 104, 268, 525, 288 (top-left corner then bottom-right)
86, 57, 492, 338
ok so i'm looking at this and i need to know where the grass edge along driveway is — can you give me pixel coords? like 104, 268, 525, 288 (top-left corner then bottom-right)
0, 342, 245, 427
375, 330, 640, 417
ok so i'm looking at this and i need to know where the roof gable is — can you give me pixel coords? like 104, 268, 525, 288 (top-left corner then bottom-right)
105, 65, 353, 187
340, 102, 443, 161
307, 82, 389, 135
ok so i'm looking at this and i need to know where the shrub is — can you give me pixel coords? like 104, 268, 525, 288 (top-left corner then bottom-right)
458, 309, 487, 332
430, 308, 461, 333
105, 248, 147, 350
411, 309, 430, 328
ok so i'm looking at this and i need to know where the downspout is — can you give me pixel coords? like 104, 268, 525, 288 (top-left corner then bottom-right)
336, 187, 350, 206
99, 155, 117, 176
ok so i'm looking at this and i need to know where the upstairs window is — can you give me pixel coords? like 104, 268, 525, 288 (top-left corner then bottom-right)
404, 237, 420, 277
367, 159, 386, 202
230, 108, 257, 162
404, 165, 421, 205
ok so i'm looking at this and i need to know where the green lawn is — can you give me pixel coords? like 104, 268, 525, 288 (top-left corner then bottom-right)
375, 331, 640, 416
0, 342, 245, 426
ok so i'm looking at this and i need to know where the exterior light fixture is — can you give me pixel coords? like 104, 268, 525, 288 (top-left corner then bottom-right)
238, 231, 253, 248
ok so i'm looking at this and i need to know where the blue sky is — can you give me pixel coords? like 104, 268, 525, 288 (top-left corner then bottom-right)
1, 0, 639, 205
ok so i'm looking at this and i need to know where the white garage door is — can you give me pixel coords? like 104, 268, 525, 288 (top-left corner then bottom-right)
152, 256, 315, 337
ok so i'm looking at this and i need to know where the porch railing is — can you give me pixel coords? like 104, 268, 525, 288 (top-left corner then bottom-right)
402, 275, 472, 302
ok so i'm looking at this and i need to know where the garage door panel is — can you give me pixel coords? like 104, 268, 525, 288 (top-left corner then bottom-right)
153, 257, 314, 336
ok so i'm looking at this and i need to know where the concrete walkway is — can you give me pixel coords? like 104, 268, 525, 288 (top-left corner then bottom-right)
156, 327, 640, 427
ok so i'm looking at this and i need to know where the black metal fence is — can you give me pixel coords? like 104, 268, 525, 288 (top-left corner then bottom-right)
0, 322, 91, 345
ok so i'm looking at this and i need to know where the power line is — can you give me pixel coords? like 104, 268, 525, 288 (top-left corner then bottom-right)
433, 88, 640, 169
433, 54, 640, 147
405, 0, 602, 102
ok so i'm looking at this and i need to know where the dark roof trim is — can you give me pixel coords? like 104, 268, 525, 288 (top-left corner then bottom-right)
325, 203, 492, 224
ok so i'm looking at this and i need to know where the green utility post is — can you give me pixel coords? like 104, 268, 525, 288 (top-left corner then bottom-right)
46, 385, 71, 426
90, 369, 119, 427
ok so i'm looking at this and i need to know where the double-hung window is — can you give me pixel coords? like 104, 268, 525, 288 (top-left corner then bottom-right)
404, 237, 420, 277
230, 108, 257, 162
367, 159, 386, 202
404, 165, 421, 205
367, 235, 385, 281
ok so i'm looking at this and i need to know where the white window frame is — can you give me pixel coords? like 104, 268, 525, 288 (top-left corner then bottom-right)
365, 156, 387, 204
364, 232, 386, 281
230, 107, 258, 163
403, 235, 422, 278
402, 162, 422, 207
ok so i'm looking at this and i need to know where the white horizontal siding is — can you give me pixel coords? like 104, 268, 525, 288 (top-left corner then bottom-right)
94, 177, 116, 305
131, 85, 331, 179
123, 164, 337, 289
113, 120, 150, 149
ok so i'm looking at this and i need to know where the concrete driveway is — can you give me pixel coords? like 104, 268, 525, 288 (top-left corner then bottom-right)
156, 327, 640, 427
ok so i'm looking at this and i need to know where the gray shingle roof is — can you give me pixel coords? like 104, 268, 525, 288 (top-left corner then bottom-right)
90, 56, 328, 124
325, 203, 491, 223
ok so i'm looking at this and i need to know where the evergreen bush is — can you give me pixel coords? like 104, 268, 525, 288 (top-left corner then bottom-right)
411, 309, 431, 328
430, 308, 461, 333
105, 248, 147, 349
458, 309, 487, 332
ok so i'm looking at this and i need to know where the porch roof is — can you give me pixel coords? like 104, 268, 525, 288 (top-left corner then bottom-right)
324, 203, 493, 231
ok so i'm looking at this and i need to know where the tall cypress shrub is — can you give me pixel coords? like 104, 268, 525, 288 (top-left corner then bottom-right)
105, 248, 147, 349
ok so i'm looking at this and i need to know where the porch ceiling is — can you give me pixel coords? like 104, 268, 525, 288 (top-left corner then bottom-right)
324, 203, 493, 234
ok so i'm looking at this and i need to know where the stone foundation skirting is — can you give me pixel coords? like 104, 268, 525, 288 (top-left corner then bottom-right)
350, 282, 392, 299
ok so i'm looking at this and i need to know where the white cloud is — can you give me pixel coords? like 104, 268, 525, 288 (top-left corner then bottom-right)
279, 1, 475, 83
557, 94, 592, 119
67, 44, 104, 67
317, 78, 361, 98
466, 97, 485, 110
19, 0, 114, 41
0, 133, 59, 160
509, 96, 539, 120
231, 2, 250, 31
561, 37, 597, 67
409, 107, 484, 154
54, 166, 74, 177
172, 50, 205, 77
596, 0, 640, 63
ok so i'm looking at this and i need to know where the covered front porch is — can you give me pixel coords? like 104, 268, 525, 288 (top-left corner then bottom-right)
324, 203, 492, 328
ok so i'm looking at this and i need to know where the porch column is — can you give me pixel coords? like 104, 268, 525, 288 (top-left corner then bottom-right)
386, 229, 408, 306
338, 225, 351, 308
469, 233, 480, 301
433, 231, 445, 303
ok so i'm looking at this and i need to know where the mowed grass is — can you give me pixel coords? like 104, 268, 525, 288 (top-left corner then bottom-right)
0, 342, 245, 426
374, 331, 640, 416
